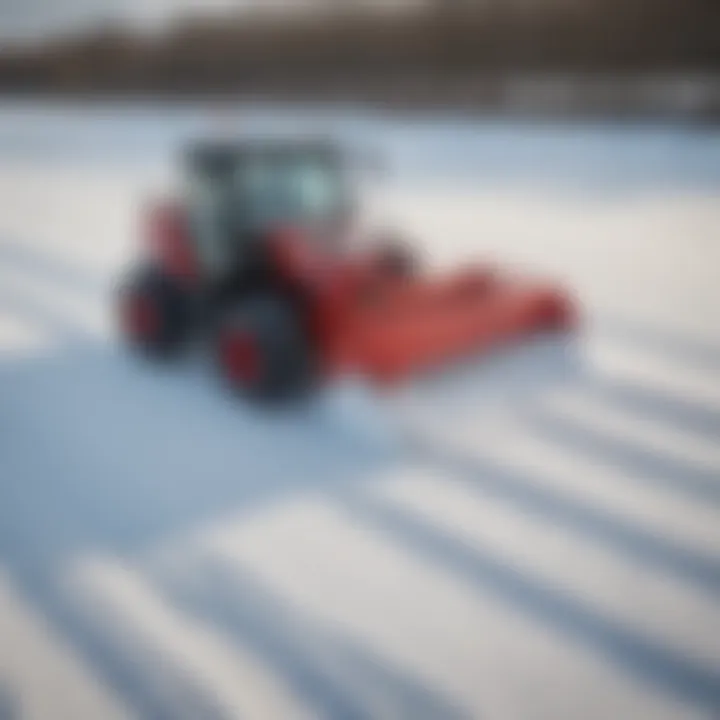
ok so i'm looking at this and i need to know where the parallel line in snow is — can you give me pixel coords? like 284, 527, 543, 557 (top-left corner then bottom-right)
543, 392, 720, 471
336, 491, 720, 712
0, 568, 131, 720
195, 499, 695, 720
151, 555, 468, 720
582, 378, 720, 447
373, 470, 720, 670
68, 557, 313, 720
400, 435, 720, 596
522, 406, 720, 508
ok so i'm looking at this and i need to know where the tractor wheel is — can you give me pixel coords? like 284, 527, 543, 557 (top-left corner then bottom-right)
119, 267, 192, 358
215, 296, 315, 404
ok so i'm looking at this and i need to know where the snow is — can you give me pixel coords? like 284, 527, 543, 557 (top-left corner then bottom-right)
1, 101, 719, 719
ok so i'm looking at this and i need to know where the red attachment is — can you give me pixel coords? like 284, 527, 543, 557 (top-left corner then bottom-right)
244, 224, 578, 387
267, 226, 578, 385
343, 282, 568, 384
219, 330, 261, 384
146, 201, 199, 284
318, 268, 575, 384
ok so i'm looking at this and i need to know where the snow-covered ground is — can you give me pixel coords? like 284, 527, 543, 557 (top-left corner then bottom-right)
1, 101, 719, 720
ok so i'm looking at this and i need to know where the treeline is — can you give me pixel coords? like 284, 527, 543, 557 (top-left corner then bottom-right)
1, 0, 718, 97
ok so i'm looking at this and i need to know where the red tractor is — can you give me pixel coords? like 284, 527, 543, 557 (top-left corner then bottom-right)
119, 138, 576, 404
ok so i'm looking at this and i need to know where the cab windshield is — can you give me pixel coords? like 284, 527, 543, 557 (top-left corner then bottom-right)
234, 152, 346, 227
186, 145, 349, 234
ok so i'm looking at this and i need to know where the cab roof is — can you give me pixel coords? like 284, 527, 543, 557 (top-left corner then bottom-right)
185, 136, 344, 167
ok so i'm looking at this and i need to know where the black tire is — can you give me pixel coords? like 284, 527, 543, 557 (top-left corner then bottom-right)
215, 296, 315, 404
119, 267, 192, 359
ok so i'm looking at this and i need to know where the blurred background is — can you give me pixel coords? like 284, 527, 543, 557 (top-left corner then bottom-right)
1, 2, 719, 720
1, 0, 719, 118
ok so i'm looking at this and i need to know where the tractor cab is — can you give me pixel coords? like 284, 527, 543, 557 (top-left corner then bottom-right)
181, 138, 354, 279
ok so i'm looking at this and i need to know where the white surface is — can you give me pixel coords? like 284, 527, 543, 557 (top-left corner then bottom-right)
1, 103, 719, 719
